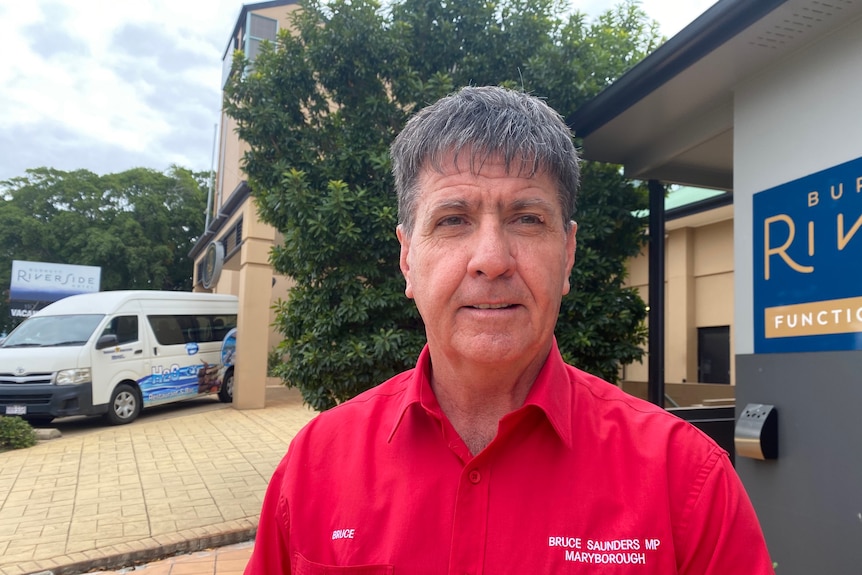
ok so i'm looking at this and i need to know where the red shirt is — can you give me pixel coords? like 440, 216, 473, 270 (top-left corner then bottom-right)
245, 344, 774, 574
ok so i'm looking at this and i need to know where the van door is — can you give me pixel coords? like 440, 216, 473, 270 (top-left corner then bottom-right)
142, 314, 218, 406
90, 314, 148, 407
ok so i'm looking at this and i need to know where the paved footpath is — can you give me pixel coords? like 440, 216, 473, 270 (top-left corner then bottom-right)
0, 387, 317, 575
88, 540, 253, 575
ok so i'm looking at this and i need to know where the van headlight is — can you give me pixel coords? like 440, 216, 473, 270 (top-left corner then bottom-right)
55, 368, 91, 385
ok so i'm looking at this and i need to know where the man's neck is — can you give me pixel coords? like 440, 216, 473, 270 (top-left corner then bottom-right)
428, 350, 549, 455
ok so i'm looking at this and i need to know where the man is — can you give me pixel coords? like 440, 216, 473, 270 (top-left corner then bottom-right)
245, 86, 774, 574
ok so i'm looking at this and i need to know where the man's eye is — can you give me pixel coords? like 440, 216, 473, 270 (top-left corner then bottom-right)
515, 214, 544, 225
438, 216, 466, 227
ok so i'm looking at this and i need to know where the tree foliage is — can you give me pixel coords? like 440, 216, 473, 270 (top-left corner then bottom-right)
0, 166, 208, 333
225, 0, 660, 410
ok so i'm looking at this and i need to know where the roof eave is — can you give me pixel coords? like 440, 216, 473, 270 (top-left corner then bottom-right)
569, 0, 788, 138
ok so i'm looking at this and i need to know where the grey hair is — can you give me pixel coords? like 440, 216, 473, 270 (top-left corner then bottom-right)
390, 86, 580, 235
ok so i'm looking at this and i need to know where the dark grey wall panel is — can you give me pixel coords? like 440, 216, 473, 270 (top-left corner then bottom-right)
736, 351, 862, 574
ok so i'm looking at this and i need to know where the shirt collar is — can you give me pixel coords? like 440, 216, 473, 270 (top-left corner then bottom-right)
388, 341, 573, 449
387, 345, 437, 443
519, 341, 573, 449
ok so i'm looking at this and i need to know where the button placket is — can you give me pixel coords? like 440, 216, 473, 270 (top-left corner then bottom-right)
448, 464, 491, 574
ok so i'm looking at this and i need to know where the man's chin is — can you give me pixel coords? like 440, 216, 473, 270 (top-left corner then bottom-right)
444, 334, 543, 365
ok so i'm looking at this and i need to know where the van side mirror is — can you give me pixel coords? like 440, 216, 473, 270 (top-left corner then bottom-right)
96, 334, 119, 350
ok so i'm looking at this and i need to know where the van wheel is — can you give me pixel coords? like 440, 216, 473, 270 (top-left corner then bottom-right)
104, 383, 141, 425
218, 370, 234, 403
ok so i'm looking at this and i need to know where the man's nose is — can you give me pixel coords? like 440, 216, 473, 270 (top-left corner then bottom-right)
467, 223, 515, 279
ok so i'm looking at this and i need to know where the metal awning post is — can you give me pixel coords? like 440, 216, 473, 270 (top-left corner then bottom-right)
647, 179, 666, 407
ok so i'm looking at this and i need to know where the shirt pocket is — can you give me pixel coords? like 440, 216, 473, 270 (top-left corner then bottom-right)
293, 553, 394, 575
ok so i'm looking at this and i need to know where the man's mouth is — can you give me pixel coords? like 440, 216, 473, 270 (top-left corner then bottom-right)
470, 303, 514, 309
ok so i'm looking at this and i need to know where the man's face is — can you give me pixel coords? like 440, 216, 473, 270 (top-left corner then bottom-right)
397, 153, 576, 372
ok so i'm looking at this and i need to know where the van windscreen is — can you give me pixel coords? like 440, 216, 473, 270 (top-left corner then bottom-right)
1, 314, 105, 348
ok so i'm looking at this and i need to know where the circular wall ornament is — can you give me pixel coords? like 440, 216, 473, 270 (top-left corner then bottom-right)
201, 241, 225, 289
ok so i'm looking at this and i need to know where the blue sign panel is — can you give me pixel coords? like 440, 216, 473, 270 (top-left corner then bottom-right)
753, 156, 862, 353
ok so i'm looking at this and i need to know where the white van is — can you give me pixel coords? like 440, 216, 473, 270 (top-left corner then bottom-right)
0, 291, 238, 425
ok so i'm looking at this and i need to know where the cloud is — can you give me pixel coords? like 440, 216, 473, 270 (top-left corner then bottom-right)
0, 0, 234, 181
112, 22, 214, 75
0, 121, 156, 178
22, 3, 89, 61
0, 0, 718, 182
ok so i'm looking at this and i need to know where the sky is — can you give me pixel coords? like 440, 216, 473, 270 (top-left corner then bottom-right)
0, 0, 718, 183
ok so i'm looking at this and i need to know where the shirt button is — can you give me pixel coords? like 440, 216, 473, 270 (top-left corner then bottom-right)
468, 470, 481, 484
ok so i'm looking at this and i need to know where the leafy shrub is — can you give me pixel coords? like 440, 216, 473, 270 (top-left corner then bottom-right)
0, 416, 37, 451
267, 347, 283, 378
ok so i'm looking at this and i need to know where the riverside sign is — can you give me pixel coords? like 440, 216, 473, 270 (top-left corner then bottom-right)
753, 156, 862, 353
9, 260, 101, 318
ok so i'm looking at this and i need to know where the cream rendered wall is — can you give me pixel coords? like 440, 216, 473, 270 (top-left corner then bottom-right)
212, 269, 239, 295
255, 4, 299, 27
666, 227, 696, 383
623, 216, 735, 384
199, 3, 305, 408
216, 113, 246, 207
216, 4, 301, 213
623, 245, 650, 383
694, 219, 733, 277
694, 220, 734, 383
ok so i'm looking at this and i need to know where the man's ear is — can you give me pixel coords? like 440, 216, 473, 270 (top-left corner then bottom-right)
396, 225, 414, 299
562, 221, 577, 296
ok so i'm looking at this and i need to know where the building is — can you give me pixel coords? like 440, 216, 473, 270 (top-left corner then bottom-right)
573, 0, 862, 571
189, 0, 300, 409
194, 0, 744, 411
623, 187, 735, 405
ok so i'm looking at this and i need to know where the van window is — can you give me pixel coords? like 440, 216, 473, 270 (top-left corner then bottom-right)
100, 315, 139, 345
147, 315, 237, 345
1, 314, 104, 348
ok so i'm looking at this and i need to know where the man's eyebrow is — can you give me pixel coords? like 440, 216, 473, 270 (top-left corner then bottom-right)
420, 196, 558, 228
510, 197, 557, 212
428, 198, 471, 212
420, 199, 471, 227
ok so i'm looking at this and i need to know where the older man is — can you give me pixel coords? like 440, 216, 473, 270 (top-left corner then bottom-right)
245, 86, 774, 574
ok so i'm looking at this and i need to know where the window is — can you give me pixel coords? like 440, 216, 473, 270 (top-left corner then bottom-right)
221, 36, 239, 89
221, 13, 278, 88
101, 315, 139, 345
698, 326, 730, 384
148, 315, 238, 345
2, 314, 104, 347
246, 13, 278, 63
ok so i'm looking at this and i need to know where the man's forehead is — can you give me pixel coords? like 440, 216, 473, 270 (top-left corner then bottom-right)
422, 191, 556, 209
416, 172, 561, 218
421, 148, 544, 180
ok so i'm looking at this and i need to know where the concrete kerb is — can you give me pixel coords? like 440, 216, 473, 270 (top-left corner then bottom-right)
18, 522, 257, 575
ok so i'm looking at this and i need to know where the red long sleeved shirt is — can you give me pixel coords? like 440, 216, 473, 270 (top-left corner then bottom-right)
245, 344, 774, 574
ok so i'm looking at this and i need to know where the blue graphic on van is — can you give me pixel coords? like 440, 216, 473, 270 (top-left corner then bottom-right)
139, 364, 199, 405
221, 328, 237, 367
138, 362, 224, 406
186, 342, 199, 355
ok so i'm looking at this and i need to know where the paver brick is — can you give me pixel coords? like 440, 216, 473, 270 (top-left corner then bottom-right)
0, 387, 315, 573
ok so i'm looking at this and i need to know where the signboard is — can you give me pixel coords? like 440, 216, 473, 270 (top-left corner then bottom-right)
753, 156, 862, 353
201, 241, 224, 289
9, 260, 101, 318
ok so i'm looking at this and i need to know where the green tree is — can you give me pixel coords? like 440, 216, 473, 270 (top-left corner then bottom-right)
0, 166, 208, 333
225, 0, 659, 410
